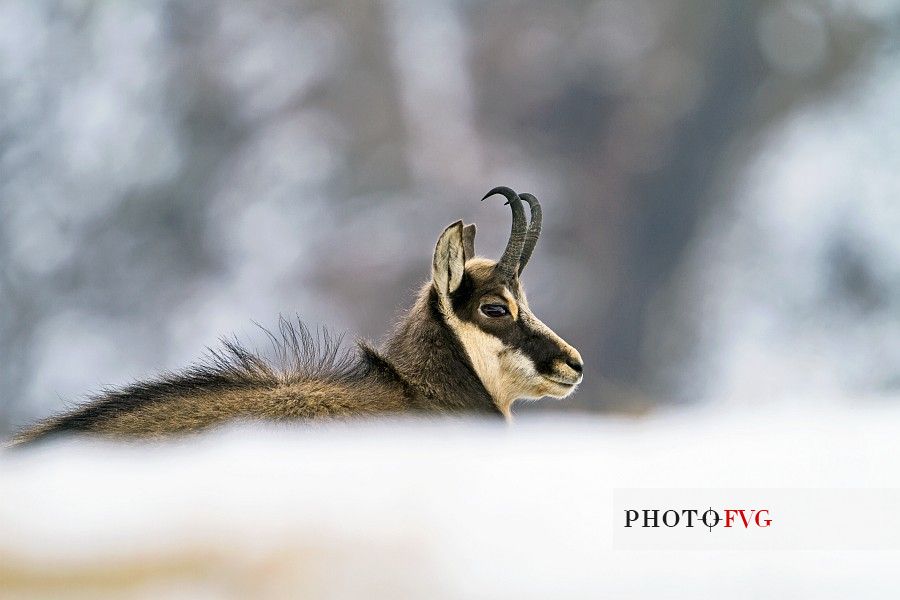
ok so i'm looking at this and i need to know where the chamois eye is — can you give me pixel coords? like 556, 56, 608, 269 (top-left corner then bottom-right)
480, 303, 509, 318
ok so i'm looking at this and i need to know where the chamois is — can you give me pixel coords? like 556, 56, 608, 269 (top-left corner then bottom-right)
12, 187, 583, 444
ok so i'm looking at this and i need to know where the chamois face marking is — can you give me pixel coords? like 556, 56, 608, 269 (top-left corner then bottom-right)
432, 213, 583, 417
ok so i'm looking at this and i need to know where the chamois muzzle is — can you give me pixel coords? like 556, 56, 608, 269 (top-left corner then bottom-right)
481, 186, 528, 281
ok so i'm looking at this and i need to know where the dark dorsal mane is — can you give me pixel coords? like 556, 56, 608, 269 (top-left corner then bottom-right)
15, 319, 363, 440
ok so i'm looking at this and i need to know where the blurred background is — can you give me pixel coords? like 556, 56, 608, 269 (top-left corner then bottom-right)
1, 0, 899, 437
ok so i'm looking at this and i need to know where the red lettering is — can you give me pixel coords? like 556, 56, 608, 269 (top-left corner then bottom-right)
724, 509, 736, 527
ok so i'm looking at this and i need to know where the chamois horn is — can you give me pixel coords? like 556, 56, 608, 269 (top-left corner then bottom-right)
481, 186, 527, 281
517, 192, 542, 274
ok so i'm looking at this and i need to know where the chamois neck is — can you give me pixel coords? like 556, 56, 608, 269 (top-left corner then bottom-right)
382, 285, 499, 415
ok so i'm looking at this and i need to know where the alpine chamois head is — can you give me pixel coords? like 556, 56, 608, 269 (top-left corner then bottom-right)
430, 186, 584, 416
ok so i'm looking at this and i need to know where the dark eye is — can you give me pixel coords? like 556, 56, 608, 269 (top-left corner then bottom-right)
480, 303, 509, 318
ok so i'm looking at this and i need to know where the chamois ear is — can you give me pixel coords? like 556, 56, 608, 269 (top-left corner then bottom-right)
432, 220, 466, 296
462, 223, 477, 262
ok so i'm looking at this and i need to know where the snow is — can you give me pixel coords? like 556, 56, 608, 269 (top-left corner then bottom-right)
2, 403, 900, 598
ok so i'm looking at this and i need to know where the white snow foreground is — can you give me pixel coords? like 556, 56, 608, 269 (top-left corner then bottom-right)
2, 405, 900, 599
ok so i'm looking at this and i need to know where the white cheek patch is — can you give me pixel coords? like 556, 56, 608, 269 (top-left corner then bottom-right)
451, 319, 505, 401
497, 348, 544, 407
499, 348, 538, 382
442, 307, 548, 417
439, 287, 581, 417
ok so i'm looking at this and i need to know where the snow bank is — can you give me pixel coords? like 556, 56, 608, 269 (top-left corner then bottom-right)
2, 404, 900, 598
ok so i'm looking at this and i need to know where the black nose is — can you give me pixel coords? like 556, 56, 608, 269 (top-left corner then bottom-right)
566, 358, 583, 374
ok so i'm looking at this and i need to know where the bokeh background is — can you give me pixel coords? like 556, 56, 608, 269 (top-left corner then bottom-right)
2, 0, 899, 437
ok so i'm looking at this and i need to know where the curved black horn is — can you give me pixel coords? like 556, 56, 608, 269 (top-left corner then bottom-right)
517, 193, 542, 274
481, 186, 527, 281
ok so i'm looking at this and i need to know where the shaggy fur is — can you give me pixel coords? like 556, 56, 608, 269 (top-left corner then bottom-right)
12, 286, 499, 445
